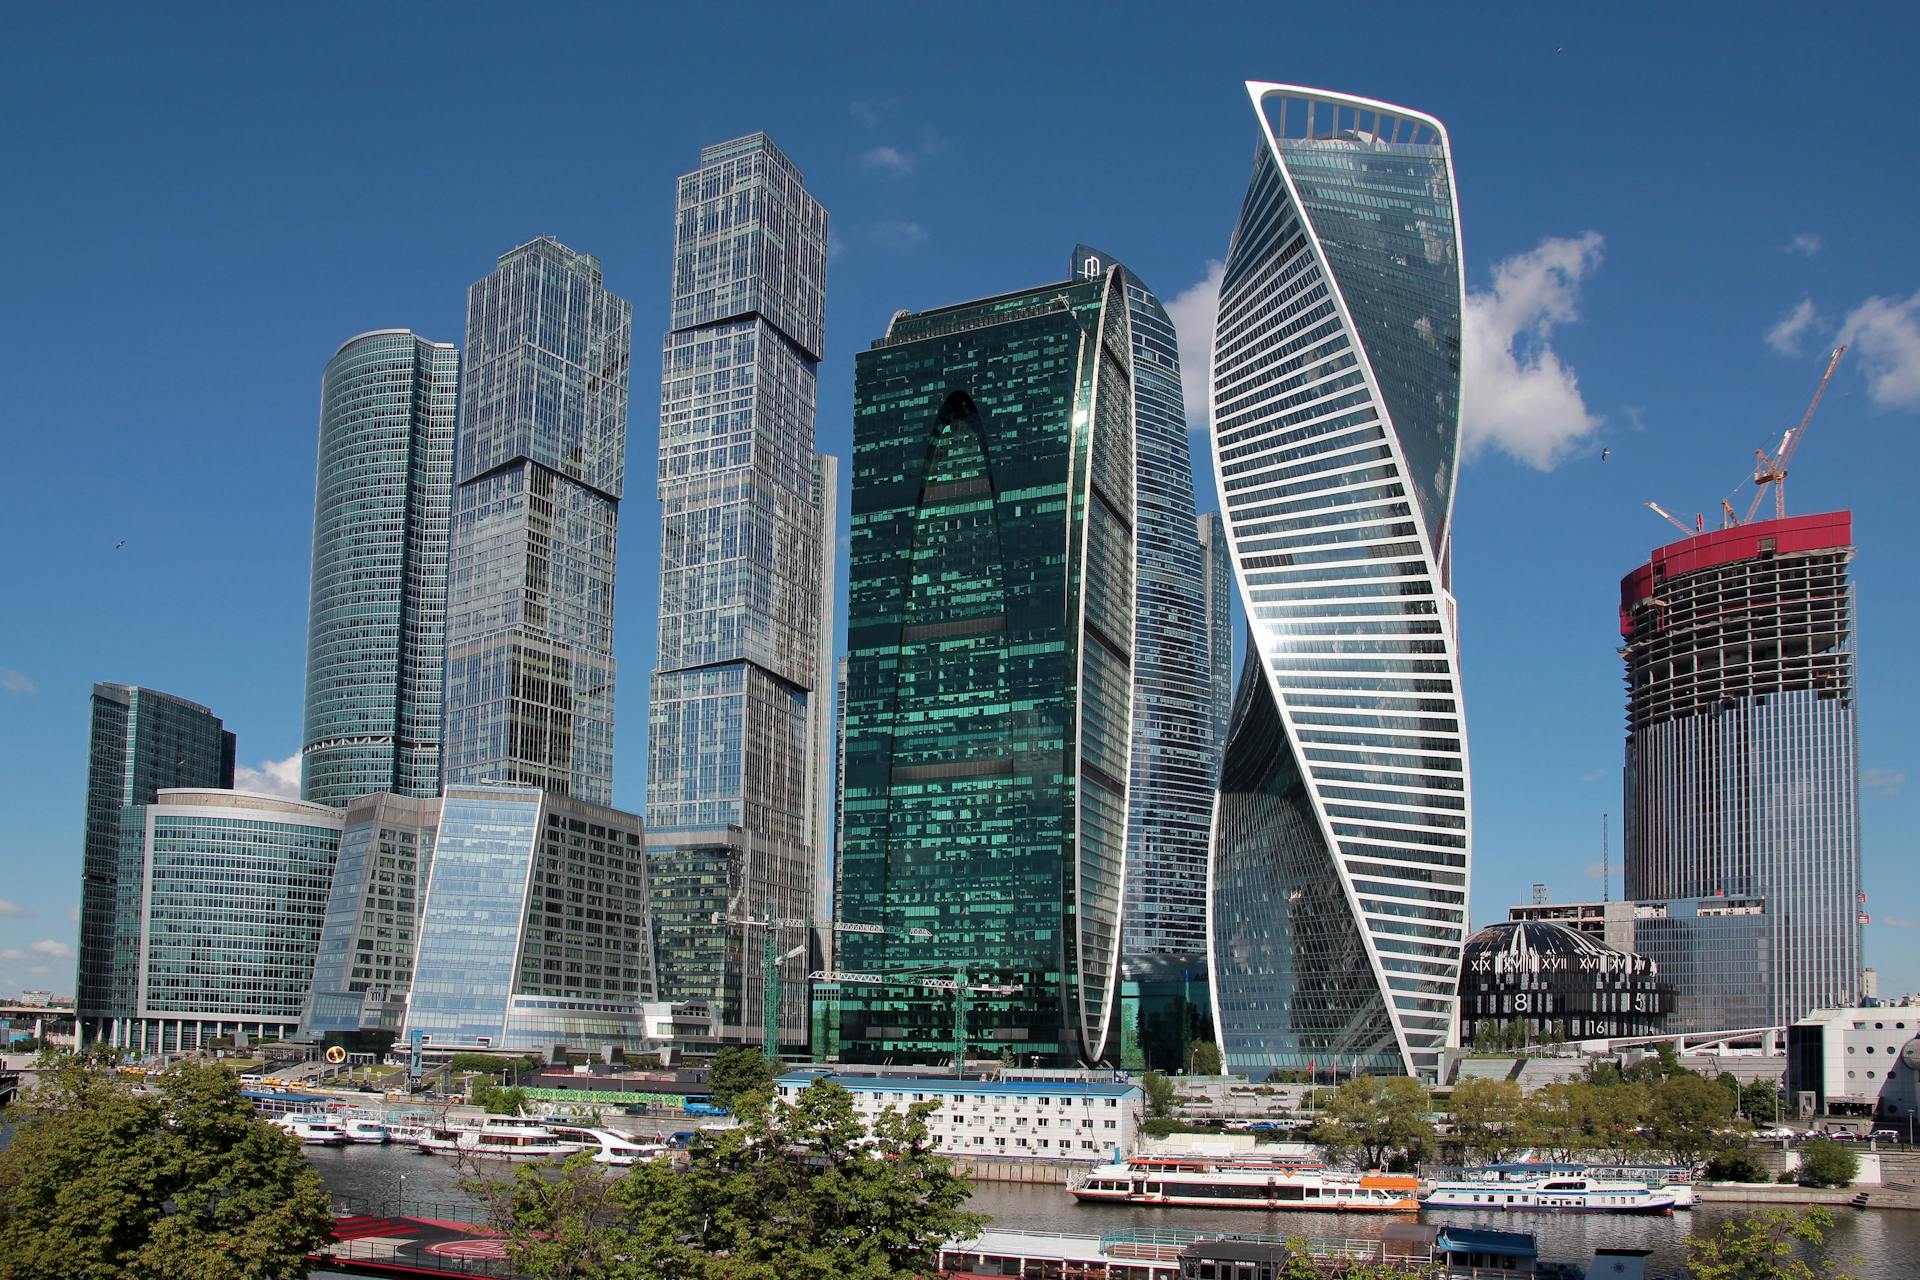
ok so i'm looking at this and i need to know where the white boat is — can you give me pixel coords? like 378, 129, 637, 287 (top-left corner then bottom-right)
544, 1123, 668, 1166
417, 1115, 588, 1161
1071, 1154, 1421, 1212
1423, 1164, 1678, 1214
340, 1114, 389, 1144
275, 1113, 350, 1147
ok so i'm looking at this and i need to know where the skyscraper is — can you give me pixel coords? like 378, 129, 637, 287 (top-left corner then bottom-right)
1207, 83, 1471, 1083
831, 266, 1136, 1067
441, 238, 632, 805
76, 684, 235, 1044
302, 330, 459, 807
806, 452, 840, 971
1065, 246, 1217, 966
1197, 511, 1234, 762
1621, 511, 1861, 1026
644, 135, 831, 1048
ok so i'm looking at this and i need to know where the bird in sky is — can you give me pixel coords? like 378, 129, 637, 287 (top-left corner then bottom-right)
1601, 448, 1611, 461
114, 539, 126, 550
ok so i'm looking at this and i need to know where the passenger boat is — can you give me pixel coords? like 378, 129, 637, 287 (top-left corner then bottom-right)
339, 1114, 389, 1144
417, 1116, 588, 1161
275, 1113, 351, 1146
1070, 1154, 1420, 1212
1422, 1164, 1678, 1214
1584, 1161, 1696, 1209
544, 1123, 667, 1165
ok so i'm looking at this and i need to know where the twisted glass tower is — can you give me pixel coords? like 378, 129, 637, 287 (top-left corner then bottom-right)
1207, 84, 1471, 1082
302, 330, 458, 807
441, 239, 632, 804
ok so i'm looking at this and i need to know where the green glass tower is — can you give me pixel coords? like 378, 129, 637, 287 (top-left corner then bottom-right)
831, 271, 1137, 1067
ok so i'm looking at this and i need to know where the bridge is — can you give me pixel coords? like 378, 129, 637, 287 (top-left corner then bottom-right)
0, 1070, 19, 1108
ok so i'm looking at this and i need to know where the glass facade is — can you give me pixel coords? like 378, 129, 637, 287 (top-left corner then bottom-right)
1069, 247, 1218, 967
118, 791, 340, 1053
1198, 512, 1235, 767
830, 270, 1136, 1066
645, 135, 832, 1048
441, 239, 632, 805
300, 792, 439, 1037
303, 331, 458, 807
1630, 898, 1774, 1036
1208, 85, 1471, 1083
402, 786, 655, 1052
76, 684, 234, 1039
1622, 514, 1860, 1028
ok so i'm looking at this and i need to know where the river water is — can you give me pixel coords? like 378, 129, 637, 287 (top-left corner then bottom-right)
307, 1141, 1919, 1279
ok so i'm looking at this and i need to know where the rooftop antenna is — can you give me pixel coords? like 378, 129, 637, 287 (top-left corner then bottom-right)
1602, 814, 1610, 904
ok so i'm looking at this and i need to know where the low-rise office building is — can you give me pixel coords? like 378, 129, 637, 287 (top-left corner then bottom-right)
119, 790, 341, 1053
1787, 1006, 1920, 1121
775, 1073, 1141, 1162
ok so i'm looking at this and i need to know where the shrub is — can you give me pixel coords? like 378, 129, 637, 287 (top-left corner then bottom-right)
1798, 1138, 1859, 1188
1703, 1149, 1770, 1183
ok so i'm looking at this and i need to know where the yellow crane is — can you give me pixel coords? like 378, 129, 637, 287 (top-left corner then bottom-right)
1743, 345, 1847, 523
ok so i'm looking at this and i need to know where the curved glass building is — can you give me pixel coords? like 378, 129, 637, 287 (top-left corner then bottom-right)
302, 330, 458, 808
1206, 84, 1471, 1082
832, 266, 1137, 1066
1068, 247, 1218, 966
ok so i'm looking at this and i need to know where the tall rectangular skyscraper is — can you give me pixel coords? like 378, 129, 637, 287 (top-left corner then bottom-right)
1197, 512, 1234, 763
302, 330, 459, 807
441, 239, 632, 805
76, 684, 235, 1043
645, 135, 831, 1048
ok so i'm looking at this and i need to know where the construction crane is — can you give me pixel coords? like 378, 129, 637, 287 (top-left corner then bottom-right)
710, 908, 931, 1056
1744, 345, 1846, 523
1643, 501, 1695, 538
807, 967, 1025, 1075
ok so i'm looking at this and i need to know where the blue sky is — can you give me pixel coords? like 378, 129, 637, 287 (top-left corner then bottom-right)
2, 3, 1916, 999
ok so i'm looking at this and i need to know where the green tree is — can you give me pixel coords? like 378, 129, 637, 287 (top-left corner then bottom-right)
1187, 1040, 1223, 1077
473, 1083, 530, 1115
1649, 1072, 1735, 1164
1310, 1076, 1434, 1170
1448, 1078, 1525, 1162
0, 1056, 331, 1280
1703, 1149, 1771, 1183
1798, 1139, 1860, 1188
1740, 1078, 1784, 1124
1142, 1069, 1175, 1119
705, 1046, 777, 1113
473, 1079, 983, 1279
1686, 1207, 1857, 1280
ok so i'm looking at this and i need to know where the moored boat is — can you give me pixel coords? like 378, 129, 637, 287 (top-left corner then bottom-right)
1070, 1154, 1419, 1212
1422, 1165, 1677, 1214
275, 1113, 351, 1146
543, 1123, 667, 1165
417, 1115, 588, 1161
339, 1114, 389, 1144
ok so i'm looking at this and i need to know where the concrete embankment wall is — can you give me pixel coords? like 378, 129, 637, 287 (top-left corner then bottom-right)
948, 1154, 1078, 1185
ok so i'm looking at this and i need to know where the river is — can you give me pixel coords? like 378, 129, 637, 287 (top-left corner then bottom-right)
306, 1140, 1920, 1279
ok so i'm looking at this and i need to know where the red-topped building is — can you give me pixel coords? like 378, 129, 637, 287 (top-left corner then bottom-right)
1619, 512, 1861, 1030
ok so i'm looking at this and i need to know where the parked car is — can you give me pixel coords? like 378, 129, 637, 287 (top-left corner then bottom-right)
1870, 1129, 1901, 1143
1825, 1130, 1861, 1142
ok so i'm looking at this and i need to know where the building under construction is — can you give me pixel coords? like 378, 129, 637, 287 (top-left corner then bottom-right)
1620, 511, 1862, 1029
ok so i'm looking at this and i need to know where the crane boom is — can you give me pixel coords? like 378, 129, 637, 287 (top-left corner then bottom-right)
1644, 501, 1695, 538
1744, 345, 1846, 523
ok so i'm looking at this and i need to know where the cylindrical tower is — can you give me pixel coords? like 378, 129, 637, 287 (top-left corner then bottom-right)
302, 330, 459, 808
1620, 511, 1862, 1027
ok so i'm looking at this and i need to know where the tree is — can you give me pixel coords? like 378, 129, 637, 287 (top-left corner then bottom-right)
474, 1083, 530, 1115
1142, 1069, 1175, 1119
0, 1055, 331, 1280
1187, 1040, 1223, 1077
1703, 1149, 1771, 1183
705, 1046, 777, 1113
472, 1079, 984, 1279
1798, 1139, 1860, 1189
1649, 1072, 1735, 1165
1741, 1078, 1784, 1125
1310, 1076, 1434, 1170
1449, 1078, 1525, 1162
1686, 1207, 1857, 1280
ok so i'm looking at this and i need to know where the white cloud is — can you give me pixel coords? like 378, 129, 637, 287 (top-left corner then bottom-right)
0, 948, 21, 962
1882, 916, 1920, 930
859, 145, 916, 179
870, 219, 929, 251
0, 900, 29, 919
1579, 768, 1609, 784
1839, 290, 1920, 411
0, 668, 35, 695
1784, 232, 1824, 258
1461, 232, 1605, 469
66, 904, 79, 924
1766, 299, 1820, 357
27, 939, 72, 959
1864, 767, 1907, 797
1165, 260, 1225, 432
234, 752, 302, 799
1583, 862, 1606, 880
849, 98, 896, 129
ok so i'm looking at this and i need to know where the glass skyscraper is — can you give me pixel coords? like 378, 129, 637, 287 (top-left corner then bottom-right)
1065, 247, 1218, 966
76, 683, 235, 1044
1207, 84, 1471, 1083
441, 238, 632, 805
1621, 512, 1860, 1027
400, 784, 655, 1053
831, 268, 1137, 1067
115, 790, 340, 1053
302, 330, 459, 807
644, 135, 832, 1049
1198, 511, 1234, 764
